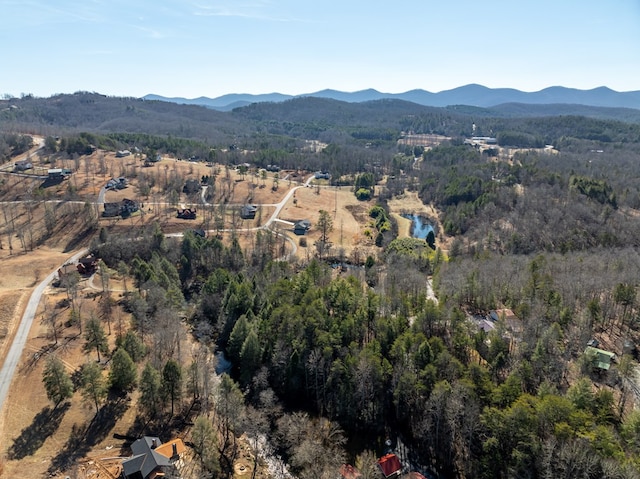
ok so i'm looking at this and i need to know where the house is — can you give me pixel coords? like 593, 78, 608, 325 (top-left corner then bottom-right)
584, 346, 616, 371
47, 168, 64, 180
122, 436, 185, 479
77, 256, 98, 275
314, 171, 331, 180
121, 199, 139, 217
177, 208, 197, 219
102, 199, 139, 218
294, 219, 311, 235
14, 159, 33, 171
490, 308, 522, 335
378, 453, 403, 478
241, 204, 257, 219
106, 177, 128, 190
477, 317, 496, 333
116, 149, 131, 158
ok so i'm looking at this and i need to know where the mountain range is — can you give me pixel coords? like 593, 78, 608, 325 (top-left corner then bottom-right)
144, 84, 640, 112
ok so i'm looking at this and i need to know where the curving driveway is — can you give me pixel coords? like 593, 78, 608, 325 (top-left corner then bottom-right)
0, 249, 87, 411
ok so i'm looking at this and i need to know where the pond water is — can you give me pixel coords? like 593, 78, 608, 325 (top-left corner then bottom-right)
402, 214, 434, 240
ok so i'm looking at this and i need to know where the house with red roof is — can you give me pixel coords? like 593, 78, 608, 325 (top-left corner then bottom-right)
378, 453, 403, 478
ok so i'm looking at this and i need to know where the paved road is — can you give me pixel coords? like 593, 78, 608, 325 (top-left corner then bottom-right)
0, 249, 87, 411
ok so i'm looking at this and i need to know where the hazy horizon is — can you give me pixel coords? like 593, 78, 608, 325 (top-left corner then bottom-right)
2, 0, 639, 99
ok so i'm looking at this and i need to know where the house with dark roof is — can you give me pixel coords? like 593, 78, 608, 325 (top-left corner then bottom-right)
103, 199, 139, 218
241, 204, 258, 219
14, 159, 33, 171
294, 219, 311, 235
122, 436, 185, 479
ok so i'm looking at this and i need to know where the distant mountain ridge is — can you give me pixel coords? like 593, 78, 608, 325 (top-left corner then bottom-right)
143, 84, 640, 111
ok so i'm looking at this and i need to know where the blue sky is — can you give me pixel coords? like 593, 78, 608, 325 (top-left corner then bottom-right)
2, 0, 639, 98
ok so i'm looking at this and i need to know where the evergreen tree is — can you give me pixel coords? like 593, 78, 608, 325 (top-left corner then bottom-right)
118, 330, 146, 362
162, 359, 183, 416
109, 348, 137, 392
191, 415, 220, 474
84, 316, 108, 362
140, 362, 162, 418
239, 330, 262, 386
42, 355, 73, 407
80, 361, 107, 412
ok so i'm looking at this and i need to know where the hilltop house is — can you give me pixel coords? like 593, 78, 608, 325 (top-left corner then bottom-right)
122, 436, 185, 479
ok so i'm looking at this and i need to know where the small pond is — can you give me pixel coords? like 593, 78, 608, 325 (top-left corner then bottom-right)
402, 214, 434, 240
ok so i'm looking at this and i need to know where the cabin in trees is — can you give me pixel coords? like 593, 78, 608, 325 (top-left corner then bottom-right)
489, 308, 523, 350
122, 436, 185, 479
490, 309, 522, 335
314, 171, 331, 180
584, 346, 616, 371
116, 149, 131, 158
241, 204, 257, 219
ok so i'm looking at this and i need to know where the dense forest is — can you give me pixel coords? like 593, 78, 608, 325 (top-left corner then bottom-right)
4, 92, 640, 478
88, 219, 640, 478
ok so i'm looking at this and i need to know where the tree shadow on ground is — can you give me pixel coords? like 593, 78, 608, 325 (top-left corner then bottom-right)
63, 224, 97, 253
47, 394, 130, 475
7, 402, 71, 460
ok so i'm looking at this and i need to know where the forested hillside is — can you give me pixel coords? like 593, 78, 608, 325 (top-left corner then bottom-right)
3, 92, 640, 478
